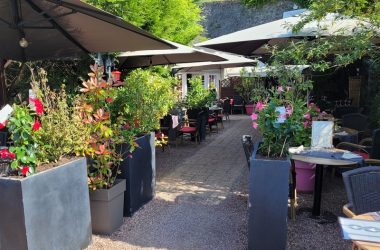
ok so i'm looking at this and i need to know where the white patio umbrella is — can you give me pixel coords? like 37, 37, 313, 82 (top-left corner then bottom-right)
172, 48, 256, 72
195, 12, 367, 56
117, 40, 225, 68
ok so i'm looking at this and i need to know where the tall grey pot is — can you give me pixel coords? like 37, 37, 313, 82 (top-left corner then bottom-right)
117, 132, 156, 217
90, 179, 126, 234
248, 158, 290, 250
0, 157, 92, 250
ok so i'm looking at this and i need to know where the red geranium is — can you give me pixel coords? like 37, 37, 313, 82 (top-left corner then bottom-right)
32, 119, 41, 131
30, 98, 44, 115
21, 166, 29, 176
0, 120, 8, 129
105, 97, 113, 103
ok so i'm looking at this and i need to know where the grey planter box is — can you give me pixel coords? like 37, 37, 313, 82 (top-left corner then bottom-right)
0, 157, 92, 250
248, 158, 290, 250
117, 132, 156, 217
90, 179, 126, 235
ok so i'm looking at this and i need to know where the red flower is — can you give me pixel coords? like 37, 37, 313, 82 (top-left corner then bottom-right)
30, 98, 44, 115
123, 123, 131, 130
21, 166, 29, 176
8, 152, 15, 159
105, 97, 113, 103
32, 119, 41, 131
0, 120, 8, 130
0, 148, 9, 159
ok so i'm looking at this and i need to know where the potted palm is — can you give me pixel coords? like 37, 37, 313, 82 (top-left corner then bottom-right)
0, 69, 91, 249
110, 68, 176, 216
248, 66, 313, 249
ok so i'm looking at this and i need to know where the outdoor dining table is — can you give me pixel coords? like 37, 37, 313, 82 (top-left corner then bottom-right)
290, 149, 362, 217
352, 212, 380, 250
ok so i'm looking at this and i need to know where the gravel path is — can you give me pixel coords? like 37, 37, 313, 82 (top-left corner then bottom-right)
88, 115, 352, 250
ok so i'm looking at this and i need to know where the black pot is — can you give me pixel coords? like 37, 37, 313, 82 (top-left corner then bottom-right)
117, 133, 155, 217
248, 157, 290, 250
89, 179, 126, 234
0, 158, 91, 250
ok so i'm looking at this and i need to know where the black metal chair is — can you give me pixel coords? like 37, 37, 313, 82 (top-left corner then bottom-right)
222, 99, 231, 120
342, 166, 380, 217
342, 113, 369, 140
232, 95, 245, 114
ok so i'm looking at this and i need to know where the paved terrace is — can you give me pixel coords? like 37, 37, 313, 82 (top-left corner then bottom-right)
88, 115, 351, 250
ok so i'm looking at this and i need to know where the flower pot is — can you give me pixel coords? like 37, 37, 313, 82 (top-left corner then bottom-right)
294, 160, 316, 193
0, 157, 92, 250
117, 132, 156, 217
249, 157, 290, 250
89, 179, 126, 234
245, 104, 254, 115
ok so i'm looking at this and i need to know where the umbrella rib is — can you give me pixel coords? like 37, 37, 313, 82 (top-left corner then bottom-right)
25, 0, 90, 54
44, 0, 175, 49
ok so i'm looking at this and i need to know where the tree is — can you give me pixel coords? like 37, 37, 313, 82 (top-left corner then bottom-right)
85, 0, 203, 44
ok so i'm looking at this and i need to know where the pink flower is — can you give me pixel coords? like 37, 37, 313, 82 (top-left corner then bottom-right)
255, 101, 265, 111
32, 119, 41, 131
251, 113, 258, 120
285, 105, 293, 116
252, 122, 258, 129
303, 121, 308, 128
277, 86, 284, 93
304, 113, 311, 120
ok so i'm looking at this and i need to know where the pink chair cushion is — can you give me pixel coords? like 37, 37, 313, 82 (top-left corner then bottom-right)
180, 127, 196, 133
208, 118, 216, 123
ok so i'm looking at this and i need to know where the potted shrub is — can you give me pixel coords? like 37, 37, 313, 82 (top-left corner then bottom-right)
75, 64, 126, 234
110, 68, 175, 216
235, 69, 265, 115
0, 69, 91, 250
248, 67, 313, 249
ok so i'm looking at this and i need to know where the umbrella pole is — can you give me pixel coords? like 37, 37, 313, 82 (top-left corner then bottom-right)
0, 59, 7, 108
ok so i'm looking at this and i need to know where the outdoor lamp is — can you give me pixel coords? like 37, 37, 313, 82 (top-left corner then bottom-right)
19, 37, 29, 48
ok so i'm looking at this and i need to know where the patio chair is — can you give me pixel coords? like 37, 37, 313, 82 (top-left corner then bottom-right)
241, 135, 260, 169
336, 128, 380, 166
179, 110, 202, 144
232, 95, 245, 114
208, 110, 218, 134
333, 106, 360, 119
342, 166, 380, 217
341, 113, 369, 140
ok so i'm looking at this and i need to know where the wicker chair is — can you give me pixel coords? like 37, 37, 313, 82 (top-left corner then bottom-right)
341, 113, 369, 140
342, 166, 380, 217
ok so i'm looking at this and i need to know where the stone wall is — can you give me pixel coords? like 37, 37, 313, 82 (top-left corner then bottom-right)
201, 0, 296, 39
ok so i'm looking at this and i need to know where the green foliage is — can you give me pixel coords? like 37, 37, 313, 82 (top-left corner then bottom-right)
235, 68, 267, 104
85, 0, 203, 44
75, 64, 122, 190
30, 68, 90, 163
185, 77, 214, 109
7, 105, 40, 176
111, 68, 176, 138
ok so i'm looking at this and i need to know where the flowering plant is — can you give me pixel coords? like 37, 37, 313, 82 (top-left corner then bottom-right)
250, 67, 317, 158
6, 103, 42, 176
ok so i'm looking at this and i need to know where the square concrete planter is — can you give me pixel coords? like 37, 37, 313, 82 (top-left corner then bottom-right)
0, 157, 92, 250
117, 132, 156, 217
248, 158, 290, 250
90, 179, 126, 235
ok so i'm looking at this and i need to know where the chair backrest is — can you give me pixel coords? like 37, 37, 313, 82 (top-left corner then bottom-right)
0, 132, 7, 146
333, 106, 360, 119
342, 166, 380, 215
241, 135, 262, 169
342, 113, 368, 132
232, 95, 244, 105
370, 128, 380, 159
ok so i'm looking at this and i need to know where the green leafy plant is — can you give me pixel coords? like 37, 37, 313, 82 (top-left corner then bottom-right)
30, 68, 90, 163
7, 104, 41, 176
185, 76, 214, 109
235, 68, 267, 104
76, 64, 122, 190
111, 68, 176, 141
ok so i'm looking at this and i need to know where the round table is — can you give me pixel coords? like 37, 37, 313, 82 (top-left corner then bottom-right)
290, 153, 358, 216
352, 212, 380, 250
